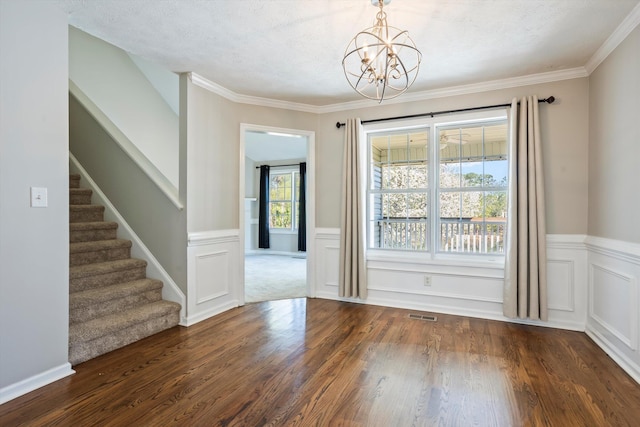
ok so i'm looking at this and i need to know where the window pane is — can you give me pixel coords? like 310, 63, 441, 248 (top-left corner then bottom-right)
270, 174, 291, 201
461, 162, 484, 187
485, 191, 507, 218
270, 202, 292, 228
440, 191, 460, 219
485, 222, 506, 253
384, 193, 408, 218
383, 165, 408, 189
485, 159, 508, 186
439, 162, 460, 189
408, 165, 428, 188
461, 191, 483, 218
407, 193, 427, 218
408, 131, 428, 161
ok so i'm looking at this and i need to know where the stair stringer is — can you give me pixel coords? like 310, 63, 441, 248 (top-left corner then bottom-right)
70, 153, 187, 325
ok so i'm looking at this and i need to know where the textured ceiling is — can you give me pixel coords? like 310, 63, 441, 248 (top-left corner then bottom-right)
56, 0, 639, 107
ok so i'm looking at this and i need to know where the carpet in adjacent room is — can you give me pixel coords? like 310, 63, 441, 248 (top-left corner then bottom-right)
244, 253, 306, 303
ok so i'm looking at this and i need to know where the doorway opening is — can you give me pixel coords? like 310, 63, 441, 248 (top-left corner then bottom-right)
239, 124, 315, 304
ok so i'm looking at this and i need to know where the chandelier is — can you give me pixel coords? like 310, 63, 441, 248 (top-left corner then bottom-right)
342, 0, 422, 103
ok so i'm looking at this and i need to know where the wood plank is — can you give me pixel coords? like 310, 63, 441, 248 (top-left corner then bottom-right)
1, 298, 639, 426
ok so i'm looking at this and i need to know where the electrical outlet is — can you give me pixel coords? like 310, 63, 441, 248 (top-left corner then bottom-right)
423, 275, 431, 286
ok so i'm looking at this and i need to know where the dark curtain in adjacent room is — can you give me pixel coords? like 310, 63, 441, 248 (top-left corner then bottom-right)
298, 162, 307, 252
258, 165, 270, 249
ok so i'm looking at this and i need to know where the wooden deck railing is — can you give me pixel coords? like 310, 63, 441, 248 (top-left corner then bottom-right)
375, 218, 505, 253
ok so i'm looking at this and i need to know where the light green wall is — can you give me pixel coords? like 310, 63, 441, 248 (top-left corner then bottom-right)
0, 0, 70, 391
588, 25, 640, 243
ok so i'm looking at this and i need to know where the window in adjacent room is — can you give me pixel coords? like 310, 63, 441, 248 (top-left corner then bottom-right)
269, 170, 300, 230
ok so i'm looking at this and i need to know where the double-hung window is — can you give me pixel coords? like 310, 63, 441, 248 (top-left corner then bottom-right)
366, 111, 508, 256
269, 170, 300, 230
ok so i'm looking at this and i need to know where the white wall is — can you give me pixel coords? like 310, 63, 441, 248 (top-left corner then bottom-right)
0, 0, 74, 403
69, 27, 180, 188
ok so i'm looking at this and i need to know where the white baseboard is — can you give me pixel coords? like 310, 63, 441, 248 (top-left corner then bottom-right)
0, 363, 75, 405
314, 290, 585, 332
586, 326, 640, 384
184, 300, 239, 326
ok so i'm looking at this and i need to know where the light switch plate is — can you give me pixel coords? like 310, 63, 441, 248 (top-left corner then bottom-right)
31, 187, 48, 208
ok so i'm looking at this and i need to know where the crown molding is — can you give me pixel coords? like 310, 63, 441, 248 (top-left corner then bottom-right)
191, 67, 588, 115
316, 68, 588, 113
585, 2, 640, 75
188, 72, 319, 113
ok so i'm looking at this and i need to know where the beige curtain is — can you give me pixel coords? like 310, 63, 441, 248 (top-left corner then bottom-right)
504, 96, 548, 320
339, 118, 367, 299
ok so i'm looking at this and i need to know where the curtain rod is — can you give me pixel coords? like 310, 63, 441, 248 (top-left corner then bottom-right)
335, 96, 555, 129
255, 163, 302, 169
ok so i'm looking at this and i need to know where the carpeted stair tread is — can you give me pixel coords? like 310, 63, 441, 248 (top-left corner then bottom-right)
69, 300, 181, 344
70, 257, 147, 293
70, 204, 105, 223
70, 258, 147, 279
70, 239, 131, 254
69, 239, 132, 266
70, 221, 119, 243
70, 221, 118, 231
69, 188, 93, 205
70, 278, 163, 306
69, 279, 164, 324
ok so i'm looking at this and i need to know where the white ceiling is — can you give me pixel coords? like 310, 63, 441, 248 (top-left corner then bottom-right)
245, 131, 308, 163
56, 0, 639, 107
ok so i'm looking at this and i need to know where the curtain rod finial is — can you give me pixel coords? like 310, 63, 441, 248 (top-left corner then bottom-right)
336, 122, 344, 129
545, 96, 555, 104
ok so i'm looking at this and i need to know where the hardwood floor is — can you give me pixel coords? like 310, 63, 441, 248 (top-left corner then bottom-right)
2, 298, 639, 426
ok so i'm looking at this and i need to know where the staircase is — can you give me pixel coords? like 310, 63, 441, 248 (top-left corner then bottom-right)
68, 173, 181, 365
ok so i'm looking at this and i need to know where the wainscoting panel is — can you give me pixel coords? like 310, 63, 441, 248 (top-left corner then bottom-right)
544, 235, 588, 330
313, 231, 587, 331
314, 229, 340, 293
186, 230, 241, 326
195, 251, 230, 304
586, 236, 640, 383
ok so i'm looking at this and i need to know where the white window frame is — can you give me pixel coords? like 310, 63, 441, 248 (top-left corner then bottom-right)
364, 110, 508, 263
268, 168, 300, 234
